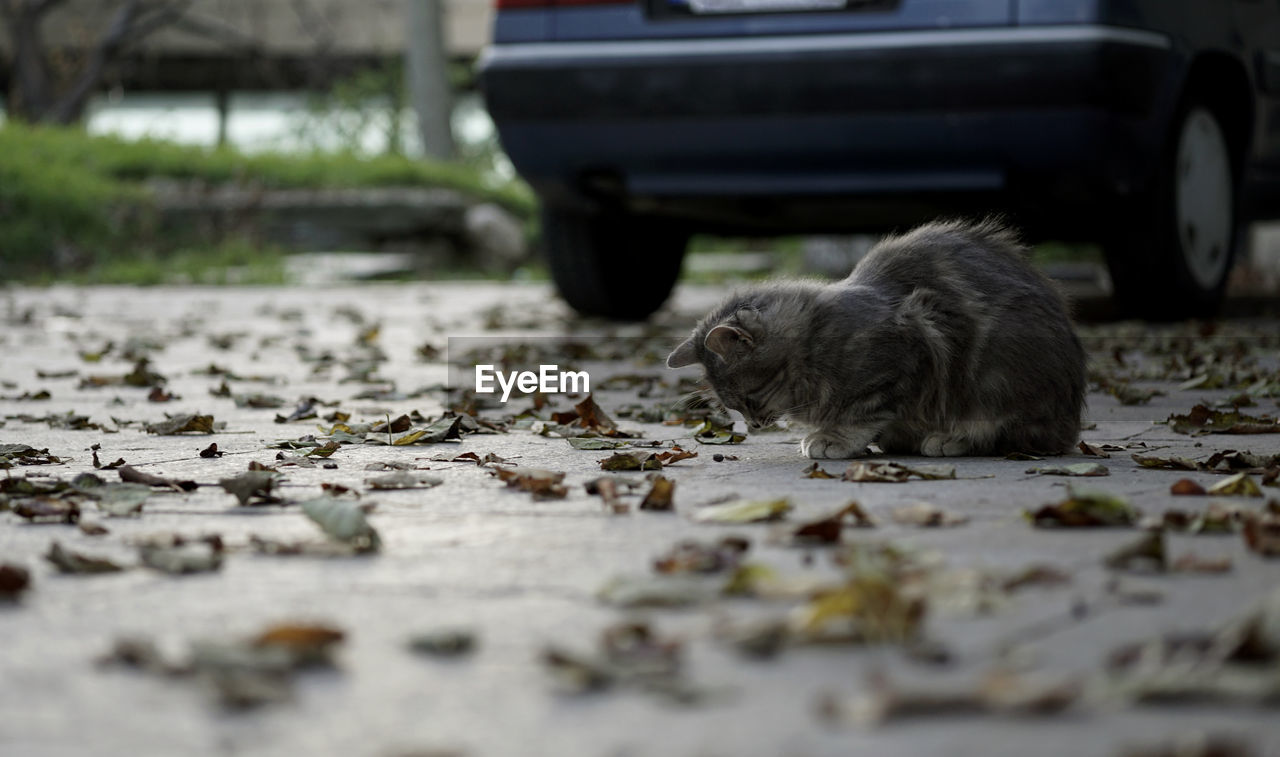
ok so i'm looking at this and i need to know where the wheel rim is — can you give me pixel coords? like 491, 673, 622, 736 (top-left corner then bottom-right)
1175, 107, 1233, 291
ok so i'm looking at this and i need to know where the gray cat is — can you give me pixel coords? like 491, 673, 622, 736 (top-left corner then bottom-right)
666, 219, 1086, 458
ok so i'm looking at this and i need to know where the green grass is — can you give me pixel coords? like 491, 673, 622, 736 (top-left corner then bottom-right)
0, 124, 535, 283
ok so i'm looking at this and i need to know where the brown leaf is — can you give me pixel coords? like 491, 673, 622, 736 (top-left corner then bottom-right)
198, 443, 223, 459
252, 623, 345, 667
574, 394, 618, 433
639, 475, 676, 512
890, 501, 969, 528
1170, 479, 1207, 496
0, 563, 31, 600
802, 462, 838, 479
793, 501, 877, 544
1243, 514, 1280, 557
587, 476, 627, 514
652, 537, 749, 575
1076, 441, 1111, 458
1170, 554, 1232, 574
654, 446, 697, 465
600, 451, 662, 472
45, 541, 125, 574
492, 467, 568, 499
13, 499, 79, 524
118, 465, 197, 492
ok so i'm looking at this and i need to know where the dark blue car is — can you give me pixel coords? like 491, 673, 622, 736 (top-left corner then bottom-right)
480, 0, 1280, 319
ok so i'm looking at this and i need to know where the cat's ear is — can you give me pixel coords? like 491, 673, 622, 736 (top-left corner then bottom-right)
666, 337, 699, 369
704, 324, 752, 360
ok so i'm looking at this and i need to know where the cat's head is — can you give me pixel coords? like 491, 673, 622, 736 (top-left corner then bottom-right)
666, 301, 793, 430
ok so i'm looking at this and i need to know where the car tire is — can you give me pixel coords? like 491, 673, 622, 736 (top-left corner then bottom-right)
542, 208, 688, 321
1105, 101, 1239, 320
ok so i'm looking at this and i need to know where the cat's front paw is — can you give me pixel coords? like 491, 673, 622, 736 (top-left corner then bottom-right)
801, 432, 869, 459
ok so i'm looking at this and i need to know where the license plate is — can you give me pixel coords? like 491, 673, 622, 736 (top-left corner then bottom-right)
679, 0, 847, 14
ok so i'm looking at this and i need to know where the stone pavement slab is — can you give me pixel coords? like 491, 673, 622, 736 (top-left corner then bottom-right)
0, 283, 1278, 757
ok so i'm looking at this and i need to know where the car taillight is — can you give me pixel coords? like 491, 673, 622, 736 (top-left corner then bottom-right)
495, 0, 633, 8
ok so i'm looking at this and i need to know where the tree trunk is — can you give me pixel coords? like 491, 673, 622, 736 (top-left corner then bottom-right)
404, 0, 454, 160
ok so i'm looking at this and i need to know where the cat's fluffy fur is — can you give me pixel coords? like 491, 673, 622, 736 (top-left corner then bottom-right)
667, 219, 1086, 458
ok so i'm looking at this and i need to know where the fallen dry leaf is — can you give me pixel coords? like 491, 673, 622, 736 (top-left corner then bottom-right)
492, 466, 568, 500
788, 501, 876, 544
218, 470, 283, 506
843, 462, 955, 483
1170, 479, 1207, 496
1168, 404, 1280, 435
638, 476, 676, 512
1243, 514, 1280, 557
1205, 472, 1263, 497
0, 563, 31, 600
252, 623, 345, 667
1026, 488, 1138, 528
690, 498, 791, 524
599, 451, 662, 472
890, 502, 969, 528
652, 537, 749, 575
145, 413, 215, 435
45, 541, 125, 574
1025, 462, 1109, 477
300, 496, 381, 552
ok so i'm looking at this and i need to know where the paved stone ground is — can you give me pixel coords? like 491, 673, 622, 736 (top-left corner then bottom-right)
1, 282, 1278, 757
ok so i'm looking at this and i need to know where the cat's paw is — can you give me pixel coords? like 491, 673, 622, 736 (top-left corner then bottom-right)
921, 434, 970, 457
801, 432, 869, 459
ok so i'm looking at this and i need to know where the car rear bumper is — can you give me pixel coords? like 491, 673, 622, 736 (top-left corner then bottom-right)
480, 24, 1180, 232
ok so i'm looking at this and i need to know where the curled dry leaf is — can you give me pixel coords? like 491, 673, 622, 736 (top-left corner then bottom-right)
140, 537, 224, 575
492, 466, 568, 499
1171, 479, 1207, 496
218, 470, 283, 507
1026, 488, 1138, 528
791, 574, 925, 644
0, 563, 31, 600
117, 465, 197, 492
573, 393, 618, 434
567, 437, 628, 450
1243, 514, 1280, 557
818, 670, 1081, 727
252, 623, 345, 667
1076, 441, 1111, 458
654, 446, 697, 465
1161, 502, 1253, 533
1132, 453, 1202, 471
597, 574, 719, 608
599, 451, 662, 472
690, 498, 791, 524
301, 496, 381, 553
1205, 472, 1263, 497
1168, 404, 1280, 436
1105, 531, 1167, 573
1025, 462, 1109, 477
1170, 554, 1232, 574
13, 499, 79, 524
408, 629, 476, 658
802, 462, 838, 479
653, 537, 750, 575
363, 471, 443, 490
587, 476, 627, 514
843, 462, 955, 483
639, 475, 676, 512
145, 413, 215, 435
890, 502, 969, 528
789, 501, 876, 544
198, 443, 223, 458
45, 541, 125, 574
